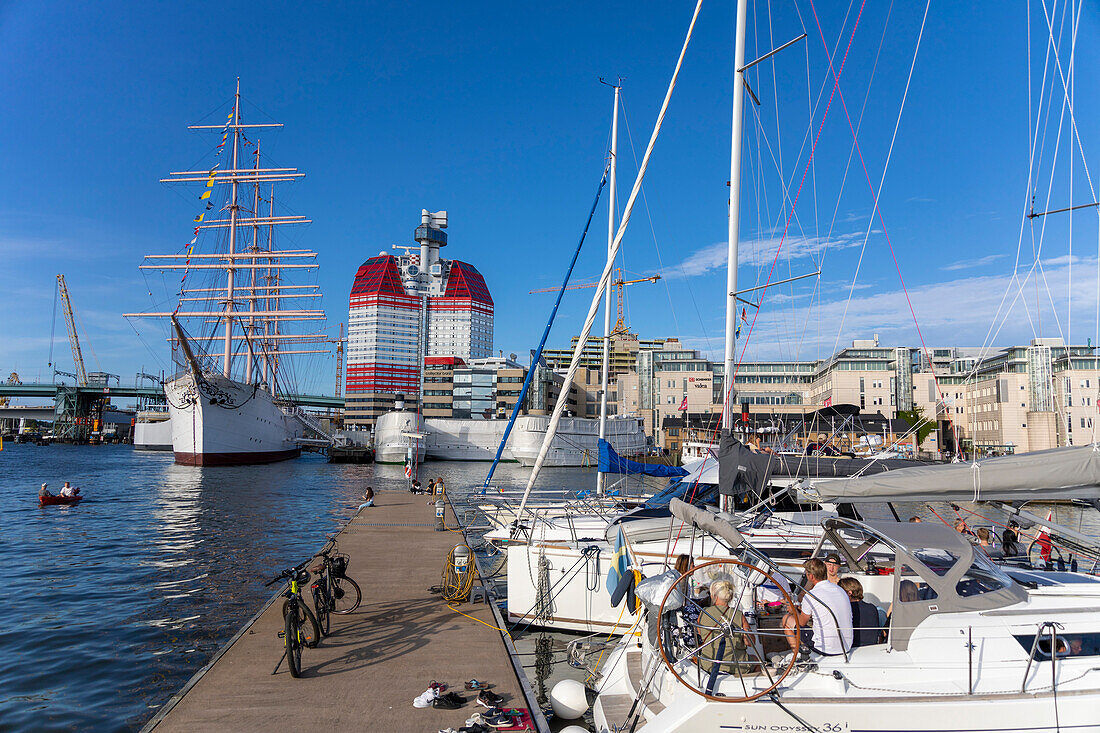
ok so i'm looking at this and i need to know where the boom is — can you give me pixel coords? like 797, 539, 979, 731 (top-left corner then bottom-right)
56, 274, 88, 387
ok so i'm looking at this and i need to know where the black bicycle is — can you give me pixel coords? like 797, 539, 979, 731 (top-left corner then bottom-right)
265, 559, 322, 678
310, 538, 362, 630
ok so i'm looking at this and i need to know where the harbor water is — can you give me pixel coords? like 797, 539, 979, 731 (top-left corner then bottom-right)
0, 444, 609, 731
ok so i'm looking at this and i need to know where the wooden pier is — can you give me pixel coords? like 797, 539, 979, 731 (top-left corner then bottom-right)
143, 490, 544, 732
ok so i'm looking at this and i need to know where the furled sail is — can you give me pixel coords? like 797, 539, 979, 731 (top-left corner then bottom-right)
801, 445, 1100, 503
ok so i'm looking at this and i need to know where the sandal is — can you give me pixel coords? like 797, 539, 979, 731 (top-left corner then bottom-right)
465, 679, 491, 690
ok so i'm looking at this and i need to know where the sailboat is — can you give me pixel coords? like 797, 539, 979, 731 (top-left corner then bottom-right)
126, 82, 329, 466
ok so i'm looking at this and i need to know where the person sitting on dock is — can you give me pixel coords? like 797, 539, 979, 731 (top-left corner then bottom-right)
358, 487, 375, 510
39, 483, 52, 499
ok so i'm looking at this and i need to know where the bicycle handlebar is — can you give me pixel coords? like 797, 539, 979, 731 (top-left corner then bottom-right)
318, 537, 337, 557
264, 557, 313, 587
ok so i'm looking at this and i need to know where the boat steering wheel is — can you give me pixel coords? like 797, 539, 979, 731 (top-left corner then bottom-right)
656, 558, 800, 703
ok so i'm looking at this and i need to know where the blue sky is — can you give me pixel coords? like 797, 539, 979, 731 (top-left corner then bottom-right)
2, 1, 1098, 396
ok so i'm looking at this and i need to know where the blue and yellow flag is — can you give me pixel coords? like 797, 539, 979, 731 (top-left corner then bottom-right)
606, 526, 630, 596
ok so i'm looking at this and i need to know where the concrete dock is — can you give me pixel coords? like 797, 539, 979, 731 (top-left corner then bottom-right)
145, 490, 541, 732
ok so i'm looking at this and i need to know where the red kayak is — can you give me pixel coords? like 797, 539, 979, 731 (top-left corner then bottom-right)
40, 494, 82, 506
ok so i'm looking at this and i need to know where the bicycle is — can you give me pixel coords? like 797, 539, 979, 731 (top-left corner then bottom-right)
310, 538, 362, 630
265, 559, 322, 678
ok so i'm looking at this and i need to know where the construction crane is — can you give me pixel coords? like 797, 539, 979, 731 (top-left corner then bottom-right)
56, 274, 88, 387
324, 323, 347, 427
529, 268, 661, 334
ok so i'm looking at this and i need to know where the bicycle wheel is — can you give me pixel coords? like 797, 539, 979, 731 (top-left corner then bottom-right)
332, 576, 362, 614
312, 585, 331, 637
284, 607, 303, 678
300, 603, 322, 648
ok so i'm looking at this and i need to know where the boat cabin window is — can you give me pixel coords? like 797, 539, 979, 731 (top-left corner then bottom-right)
954, 559, 1011, 597
896, 566, 937, 601
1013, 633, 1100, 660
911, 548, 961, 577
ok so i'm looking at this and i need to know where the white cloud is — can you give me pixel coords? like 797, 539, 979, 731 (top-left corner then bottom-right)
735, 256, 1100, 362
941, 254, 1007, 271
668, 231, 869, 279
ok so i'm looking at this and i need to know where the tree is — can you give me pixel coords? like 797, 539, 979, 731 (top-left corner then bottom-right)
896, 405, 935, 447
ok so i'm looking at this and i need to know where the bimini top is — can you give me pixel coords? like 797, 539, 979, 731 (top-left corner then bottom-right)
823, 517, 1028, 650
801, 445, 1100, 504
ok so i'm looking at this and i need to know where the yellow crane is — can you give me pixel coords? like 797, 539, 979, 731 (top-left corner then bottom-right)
56, 274, 88, 387
322, 323, 347, 427
529, 268, 660, 334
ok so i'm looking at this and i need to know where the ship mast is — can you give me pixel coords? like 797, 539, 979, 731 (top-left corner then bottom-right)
125, 82, 329, 389
224, 79, 241, 377
245, 138, 260, 385
596, 81, 620, 497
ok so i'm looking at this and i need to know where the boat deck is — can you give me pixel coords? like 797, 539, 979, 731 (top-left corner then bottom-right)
144, 491, 541, 732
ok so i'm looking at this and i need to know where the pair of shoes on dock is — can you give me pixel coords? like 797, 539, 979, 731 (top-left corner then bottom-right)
432, 691, 468, 710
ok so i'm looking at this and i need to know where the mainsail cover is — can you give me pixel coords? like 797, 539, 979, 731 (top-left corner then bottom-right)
716, 434, 924, 497
598, 439, 688, 478
805, 445, 1100, 503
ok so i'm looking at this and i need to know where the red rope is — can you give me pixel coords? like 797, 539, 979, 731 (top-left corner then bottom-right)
805, 0, 958, 452
666, 5, 868, 559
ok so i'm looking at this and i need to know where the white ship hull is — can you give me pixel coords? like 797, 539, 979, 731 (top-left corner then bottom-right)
133, 413, 173, 451
165, 372, 303, 466
373, 411, 647, 466
510, 415, 646, 466
374, 411, 427, 464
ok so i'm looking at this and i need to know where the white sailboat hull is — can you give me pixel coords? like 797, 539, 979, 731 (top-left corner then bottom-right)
165, 372, 303, 466
373, 412, 646, 466
509, 415, 646, 467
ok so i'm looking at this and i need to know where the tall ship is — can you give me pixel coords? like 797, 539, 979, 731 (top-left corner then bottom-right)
127, 82, 328, 465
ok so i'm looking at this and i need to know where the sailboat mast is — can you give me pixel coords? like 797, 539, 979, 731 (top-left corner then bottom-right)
223, 78, 242, 378
721, 0, 749, 429
245, 140, 260, 385
597, 82, 620, 497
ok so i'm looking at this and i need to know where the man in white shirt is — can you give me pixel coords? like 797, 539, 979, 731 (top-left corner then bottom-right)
780, 558, 854, 658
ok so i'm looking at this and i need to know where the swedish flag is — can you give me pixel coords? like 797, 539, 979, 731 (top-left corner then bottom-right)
606, 526, 630, 596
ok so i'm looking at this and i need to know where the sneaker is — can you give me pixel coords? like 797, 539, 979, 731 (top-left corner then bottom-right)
483, 710, 511, 728
464, 713, 486, 727
442, 691, 467, 706
432, 695, 463, 710
477, 690, 504, 708
414, 687, 437, 708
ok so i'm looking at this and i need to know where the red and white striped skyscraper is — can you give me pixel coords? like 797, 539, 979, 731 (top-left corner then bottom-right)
345, 210, 494, 428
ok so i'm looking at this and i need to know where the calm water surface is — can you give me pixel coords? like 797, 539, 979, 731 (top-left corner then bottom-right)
0, 443, 608, 732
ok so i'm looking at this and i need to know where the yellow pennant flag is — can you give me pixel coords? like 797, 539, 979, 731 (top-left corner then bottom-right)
194, 213, 204, 223
200, 190, 211, 200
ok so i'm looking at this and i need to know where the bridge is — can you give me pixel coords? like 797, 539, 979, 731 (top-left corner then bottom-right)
0, 382, 344, 409
0, 382, 343, 440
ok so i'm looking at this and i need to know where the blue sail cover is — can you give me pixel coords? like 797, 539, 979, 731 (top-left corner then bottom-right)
598, 439, 688, 478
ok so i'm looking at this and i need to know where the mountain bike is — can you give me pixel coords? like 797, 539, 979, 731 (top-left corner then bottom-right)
266, 559, 322, 678
312, 537, 362, 620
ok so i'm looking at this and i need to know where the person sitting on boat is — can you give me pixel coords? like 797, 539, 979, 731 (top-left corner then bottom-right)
780, 559, 853, 660
39, 483, 52, 499
696, 580, 751, 674
1002, 521, 1022, 559
823, 553, 843, 584
59, 482, 79, 498
953, 518, 974, 537
838, 577, 882, 648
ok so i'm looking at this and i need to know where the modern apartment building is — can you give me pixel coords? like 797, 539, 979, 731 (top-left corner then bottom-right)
345, 210, 494, 428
